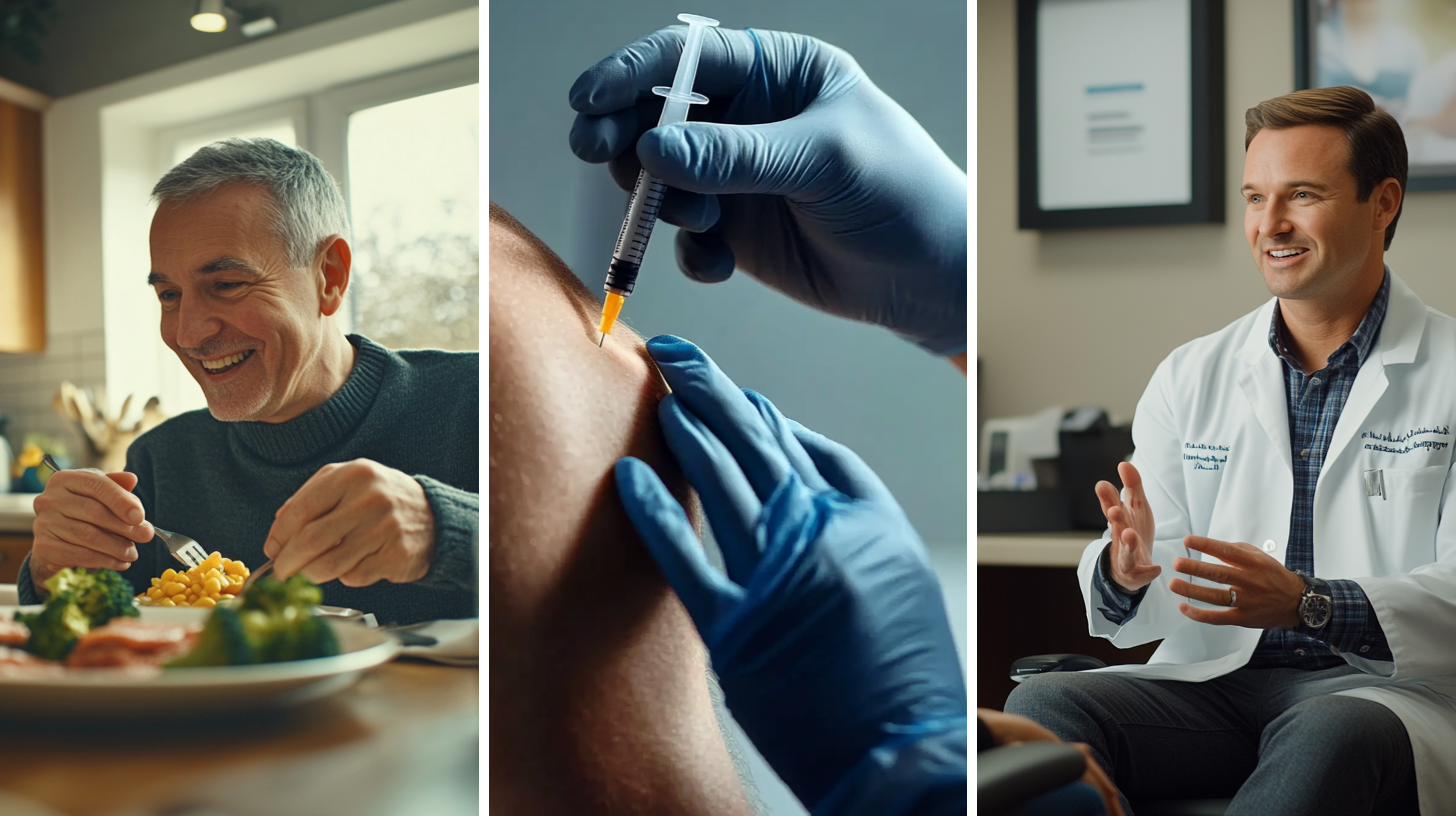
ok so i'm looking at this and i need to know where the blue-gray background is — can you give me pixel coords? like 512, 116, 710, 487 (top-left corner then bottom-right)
489, 2, 966, 812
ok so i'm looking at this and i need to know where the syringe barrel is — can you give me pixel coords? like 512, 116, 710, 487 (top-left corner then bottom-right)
600, 14, 717, 304
604, 257, 641, 296
606, 170, 667, 296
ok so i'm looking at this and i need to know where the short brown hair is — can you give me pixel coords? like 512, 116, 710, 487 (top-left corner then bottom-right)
1245, 86, 1407, 249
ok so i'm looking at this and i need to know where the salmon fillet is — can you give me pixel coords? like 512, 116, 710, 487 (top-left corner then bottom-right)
65, 619, 203, 668
0, 619, 29, 647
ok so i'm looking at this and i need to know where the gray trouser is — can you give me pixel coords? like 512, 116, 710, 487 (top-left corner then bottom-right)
1004, 665, 1419, 816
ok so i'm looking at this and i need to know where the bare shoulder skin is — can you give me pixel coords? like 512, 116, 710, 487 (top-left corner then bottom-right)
487, 203, 751, 815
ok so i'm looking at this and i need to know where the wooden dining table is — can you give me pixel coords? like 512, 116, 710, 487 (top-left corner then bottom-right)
0, 659, 479, 816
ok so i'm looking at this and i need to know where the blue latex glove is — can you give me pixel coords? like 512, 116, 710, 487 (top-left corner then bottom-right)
614, 335, 967, 815
570, 27, 967, 356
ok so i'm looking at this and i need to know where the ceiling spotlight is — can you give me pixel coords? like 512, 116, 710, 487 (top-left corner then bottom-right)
241, 16, 278, 38
191, 0, 229, 33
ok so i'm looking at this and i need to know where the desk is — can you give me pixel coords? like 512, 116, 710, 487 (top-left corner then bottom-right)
978, 531, 1160, 710
978, 531, 1091, 567
0, 661, 479, 816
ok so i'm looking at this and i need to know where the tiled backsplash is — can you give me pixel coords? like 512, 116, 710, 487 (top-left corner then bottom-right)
0, 328, 107, 465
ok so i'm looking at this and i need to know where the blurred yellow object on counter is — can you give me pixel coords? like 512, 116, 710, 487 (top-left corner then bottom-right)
11, 442, 43, 480
136, 551, 250, 608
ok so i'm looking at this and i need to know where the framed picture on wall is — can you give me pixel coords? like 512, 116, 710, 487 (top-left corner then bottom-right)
1296, 0, 1456, 191
1016, 0, 1225, 230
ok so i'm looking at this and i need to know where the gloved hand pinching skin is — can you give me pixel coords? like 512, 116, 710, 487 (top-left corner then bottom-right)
614, 335, 967, 815
570, 27, 967, 356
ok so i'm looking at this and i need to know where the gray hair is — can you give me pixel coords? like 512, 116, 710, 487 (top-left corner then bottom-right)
151, 137, 351, 267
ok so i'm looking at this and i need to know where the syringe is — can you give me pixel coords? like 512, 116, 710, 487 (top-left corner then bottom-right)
597, 13, 720, 347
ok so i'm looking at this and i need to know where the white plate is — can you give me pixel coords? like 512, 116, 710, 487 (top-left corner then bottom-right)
0, 606, 400, 718
134, 603, 370, 625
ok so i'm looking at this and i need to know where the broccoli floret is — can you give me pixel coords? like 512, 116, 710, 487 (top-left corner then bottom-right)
237, 573, 323, 617
16, 591, 90, 660
166, 606, 254, 667
169, 575, 338, 667
44, 567, 139, 628
241, 606, 339, 662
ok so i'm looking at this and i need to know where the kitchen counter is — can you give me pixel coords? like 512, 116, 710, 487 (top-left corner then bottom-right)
0, 493, 35, 534
0, 493, 36, 533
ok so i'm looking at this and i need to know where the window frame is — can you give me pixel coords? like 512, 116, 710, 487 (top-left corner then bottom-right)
154, 98, 309, 176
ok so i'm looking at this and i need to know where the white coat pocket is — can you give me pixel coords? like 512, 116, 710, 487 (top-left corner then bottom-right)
1363, 465, 1447, 573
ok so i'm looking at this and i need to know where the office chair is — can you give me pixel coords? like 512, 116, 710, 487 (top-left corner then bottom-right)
1007, 654, 1233, 816
977, 740, 1087, 816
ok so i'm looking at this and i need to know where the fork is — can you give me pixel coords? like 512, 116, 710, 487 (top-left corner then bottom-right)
238, 558, 274, 594
153, 528, 209, 570
41, 453, 207, 569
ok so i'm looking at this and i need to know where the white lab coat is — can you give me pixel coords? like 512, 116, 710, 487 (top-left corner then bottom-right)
1078, 272, 1456, 814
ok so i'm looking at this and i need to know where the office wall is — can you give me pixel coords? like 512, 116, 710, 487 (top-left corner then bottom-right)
977, 0, 1456, 426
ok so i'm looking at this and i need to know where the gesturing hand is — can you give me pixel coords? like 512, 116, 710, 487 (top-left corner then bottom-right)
1169, 536, 1304, 630
264, 459, 435, 587
1093, 462, 1161, 592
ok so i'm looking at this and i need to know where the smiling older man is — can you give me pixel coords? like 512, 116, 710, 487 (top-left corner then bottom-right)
17, 138, 478, 625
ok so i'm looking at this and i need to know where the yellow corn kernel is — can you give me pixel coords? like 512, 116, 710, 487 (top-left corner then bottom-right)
161, 568, 177, 580
157, 598, 176, 607
196, 597, 217, 608
147, 587, 164, 600
203, 576, 222, 594
224, 561, 246, 576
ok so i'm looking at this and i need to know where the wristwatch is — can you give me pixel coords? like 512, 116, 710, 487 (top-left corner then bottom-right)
1293, 570, 1333, 635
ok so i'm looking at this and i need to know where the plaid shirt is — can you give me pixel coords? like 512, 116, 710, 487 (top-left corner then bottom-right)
1094, 272, 1394, 668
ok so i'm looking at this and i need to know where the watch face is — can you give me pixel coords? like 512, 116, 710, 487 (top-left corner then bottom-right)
1301, 594, 1332, 629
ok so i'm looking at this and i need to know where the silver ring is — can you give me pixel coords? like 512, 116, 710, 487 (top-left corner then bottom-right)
1228, 588, 1238, 607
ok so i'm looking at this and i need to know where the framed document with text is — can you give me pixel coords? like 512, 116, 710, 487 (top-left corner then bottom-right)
1017, 0, 1225, 229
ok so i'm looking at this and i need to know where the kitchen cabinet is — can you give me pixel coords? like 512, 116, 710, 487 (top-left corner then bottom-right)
0, 534, 31, 584
0, 97, 43, 352
0, 493, 37, 584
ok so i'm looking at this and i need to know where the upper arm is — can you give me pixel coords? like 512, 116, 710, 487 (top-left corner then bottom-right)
487, 210, 751, 815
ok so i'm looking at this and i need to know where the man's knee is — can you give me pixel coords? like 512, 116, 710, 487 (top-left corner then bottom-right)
1263, 695, 1411, 765
1005, 671, 1109, 722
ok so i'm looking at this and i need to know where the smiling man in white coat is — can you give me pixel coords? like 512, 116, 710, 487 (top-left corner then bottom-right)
1005, 86, 1453, 815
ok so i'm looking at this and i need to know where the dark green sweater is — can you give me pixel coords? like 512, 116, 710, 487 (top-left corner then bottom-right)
18, 335, 478, 625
